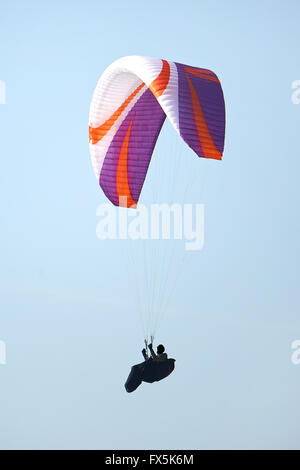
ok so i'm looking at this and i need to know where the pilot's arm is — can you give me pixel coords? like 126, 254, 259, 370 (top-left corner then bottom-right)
142, 348, 148, 361
148, 343, 156, 359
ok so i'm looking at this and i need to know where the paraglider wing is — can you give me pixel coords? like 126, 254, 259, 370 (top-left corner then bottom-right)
89, 56, 225, 207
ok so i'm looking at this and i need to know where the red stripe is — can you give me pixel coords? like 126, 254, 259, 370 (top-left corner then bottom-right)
116, 118, 137, 208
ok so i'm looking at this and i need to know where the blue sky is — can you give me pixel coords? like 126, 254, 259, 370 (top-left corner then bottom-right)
0, 0, 300, 450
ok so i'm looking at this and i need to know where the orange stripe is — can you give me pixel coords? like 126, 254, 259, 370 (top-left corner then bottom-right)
116, 118, 136, 208
89, 82, 145, 144
184, 66, 220, 84
149, 60, 170, 98
186, 75, 222, 160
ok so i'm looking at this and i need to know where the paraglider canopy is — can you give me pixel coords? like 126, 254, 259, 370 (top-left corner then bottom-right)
89, 56, 225, 207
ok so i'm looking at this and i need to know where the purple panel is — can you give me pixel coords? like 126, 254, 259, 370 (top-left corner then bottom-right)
127, 89, 166, 202
175, 62, 225, 157
100, 88, 166, 206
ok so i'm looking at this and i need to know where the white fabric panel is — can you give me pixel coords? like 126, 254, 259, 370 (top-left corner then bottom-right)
89, 56, 180, 179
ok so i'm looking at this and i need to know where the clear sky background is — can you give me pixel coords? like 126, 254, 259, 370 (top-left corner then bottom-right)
0, 0, 300, 450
